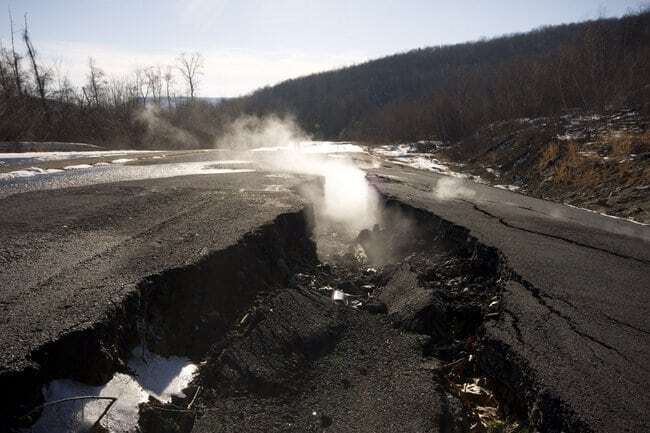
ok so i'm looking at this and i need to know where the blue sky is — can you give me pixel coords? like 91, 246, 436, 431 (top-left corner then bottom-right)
1, 0, 646, 96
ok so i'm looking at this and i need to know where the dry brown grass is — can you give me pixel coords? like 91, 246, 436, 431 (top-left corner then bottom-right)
610, 131, 650, 157
538, 142, 560, 169
611, 135, 634, 157
552, 142, 582, 185
541, 133, 650, 189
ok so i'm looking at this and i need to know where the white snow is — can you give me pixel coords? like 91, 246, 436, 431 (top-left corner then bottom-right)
63, 164, 94, 170
372, 144, 414, 157
250, 141, 364, 154
30, 347, 197, 433
200, 168, 255, 175
0, 150, 163, 162
111, 158, 137, 164
207, 160, 253, 164
495, 184, 521, 192
0, 167, 63, 179
265, 173, 295, 179
565, 204, 649, 226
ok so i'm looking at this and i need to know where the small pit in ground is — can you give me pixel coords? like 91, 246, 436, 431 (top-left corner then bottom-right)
14, 188, 535, 433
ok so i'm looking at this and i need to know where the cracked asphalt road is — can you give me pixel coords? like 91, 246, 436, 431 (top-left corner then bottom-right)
0, 155, 309, 376
1, 149, 648, 432
367, 162, 650, 433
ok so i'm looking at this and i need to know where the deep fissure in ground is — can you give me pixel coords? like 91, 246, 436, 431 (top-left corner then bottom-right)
8, 194, 585, 433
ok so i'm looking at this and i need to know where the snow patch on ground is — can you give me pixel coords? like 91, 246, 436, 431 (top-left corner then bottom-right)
207, 160, 253, 165
250, 141, 364, 154
372, 144, 415, 157
0, 150, 163, 162
0, 167, 64, 179
200, 167, 255, 175
30, 347, 197, 433
565, 204, 649, 226
63, 164, 94, 170
265, 173, 295, 179
495, 184, 521, 192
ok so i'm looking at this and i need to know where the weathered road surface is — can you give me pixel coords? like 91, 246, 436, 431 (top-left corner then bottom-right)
0, 151, 316, 427
368, 162, 650, 433
1, 148, 649, 433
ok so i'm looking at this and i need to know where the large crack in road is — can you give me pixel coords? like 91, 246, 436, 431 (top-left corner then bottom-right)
6, 190, 552, 433
3, 164, 649, 433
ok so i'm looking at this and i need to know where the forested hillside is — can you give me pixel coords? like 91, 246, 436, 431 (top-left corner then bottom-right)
3, 11, 650, 149
229, 11, 650, 144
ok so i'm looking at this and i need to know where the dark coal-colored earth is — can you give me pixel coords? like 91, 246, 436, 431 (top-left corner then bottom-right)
1, 150, 649, 433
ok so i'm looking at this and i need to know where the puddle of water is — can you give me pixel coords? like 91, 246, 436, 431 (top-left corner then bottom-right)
29, 347, 197, 433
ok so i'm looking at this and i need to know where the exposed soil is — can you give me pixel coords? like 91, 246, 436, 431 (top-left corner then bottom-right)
440, 108, 650, 223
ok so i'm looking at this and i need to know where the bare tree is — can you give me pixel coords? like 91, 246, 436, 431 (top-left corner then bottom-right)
85, 57, 106, 106
8, 7, 23, 95
54, 74, 78, 104
163, 65, 175, 107
0, 43, 11, 95
144, 66, 162, 105
176, 52, 203, 100
132, 67, 149, 103
22, 13, 49, 103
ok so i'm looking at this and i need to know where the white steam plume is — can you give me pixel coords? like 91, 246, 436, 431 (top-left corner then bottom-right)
432, 177, 476, 201
136, 105, 199, 147
218, 115, 379, 235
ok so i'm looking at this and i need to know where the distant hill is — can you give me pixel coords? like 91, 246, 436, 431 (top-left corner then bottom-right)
226, 11, 650, 144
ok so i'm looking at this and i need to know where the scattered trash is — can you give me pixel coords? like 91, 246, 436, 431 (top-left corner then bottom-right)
349, 299, 363, 309
331, 290, 348, 305
476, 405, 499, 424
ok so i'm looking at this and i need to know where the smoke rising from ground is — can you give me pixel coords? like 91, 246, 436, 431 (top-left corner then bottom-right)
215, 114, 308, 152
136, 105, 199, 148
433, 177, 476, 201
221, 115, 380, 236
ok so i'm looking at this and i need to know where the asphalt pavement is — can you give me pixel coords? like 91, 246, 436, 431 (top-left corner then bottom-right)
0, 154, 308, 376
1, 148, 648, 432
368, 162, 650, 433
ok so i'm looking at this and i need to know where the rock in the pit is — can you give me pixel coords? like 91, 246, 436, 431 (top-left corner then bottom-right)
138, 398, 195, 433
361, 300, 388, 314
